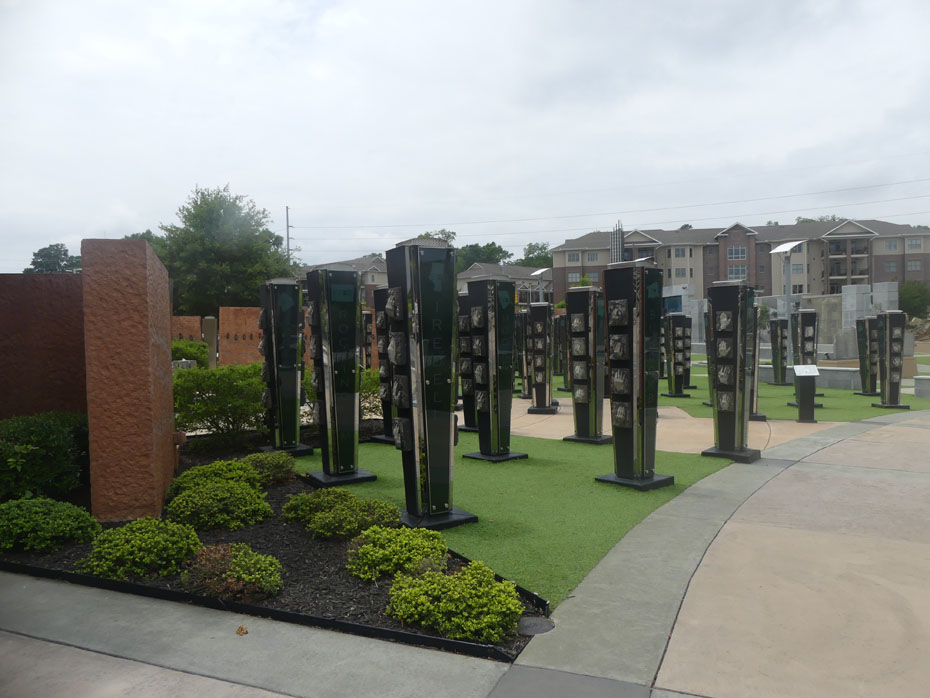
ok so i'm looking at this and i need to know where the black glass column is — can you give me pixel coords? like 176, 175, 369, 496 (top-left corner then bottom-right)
564, 286, 612, 445
701, 281, 761, 463
386, 245, 476, 529
527, 302, 558, 415
661, 312, 690, 398
769, 318, 791, 385
369, 286, 395, 444
789, 309, 822, 407
872, 310, 910, 409
258, 278, 313, 456
596, 260, 673, 490
748, 306, 766, 421
304, 269, 375, 486
457, 291, 479, 433
854, 316, 880, 396
464, 280, 527, 462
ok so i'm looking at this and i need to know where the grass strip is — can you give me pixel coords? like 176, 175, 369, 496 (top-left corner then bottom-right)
296, 435, 726, 606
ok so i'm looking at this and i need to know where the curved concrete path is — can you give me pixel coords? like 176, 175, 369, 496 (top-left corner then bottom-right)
2, 410, 929, 697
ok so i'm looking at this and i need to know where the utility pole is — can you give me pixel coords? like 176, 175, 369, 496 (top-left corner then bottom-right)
285, 206, 291, 260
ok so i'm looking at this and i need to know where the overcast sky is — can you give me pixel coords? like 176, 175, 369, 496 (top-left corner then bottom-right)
2, 0, 930, 273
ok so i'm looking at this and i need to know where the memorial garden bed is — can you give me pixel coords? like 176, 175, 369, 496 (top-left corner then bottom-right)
1, 430, 730, 660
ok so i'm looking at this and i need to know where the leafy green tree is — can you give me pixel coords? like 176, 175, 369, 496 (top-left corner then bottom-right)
418, 229, 457, 243
796, 214, 841, 224
141, 186, 294, 316
514, 242, 552, 268
23, 244, 81, 273
899, 281, 930, 319
125, 229, 168, 257
455, 242, 513, 274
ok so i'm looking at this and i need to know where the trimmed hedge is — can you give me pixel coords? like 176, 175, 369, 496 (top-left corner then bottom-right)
387, 561, 524, 644
281, 489, 400, 539
165, 459, 262, 502
0, 411, 88, 502
238, 451, 296, 486
346, 526, 448, 581
182, 543, 283, 600
0, 497, 100, 553
77, 518, 201, 580
171, 339, 209, 368
173, 364, 264, 441
164, 479, 272, 530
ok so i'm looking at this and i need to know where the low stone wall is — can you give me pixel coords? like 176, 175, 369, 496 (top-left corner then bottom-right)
915, 376, 930, 398
171, 315, 202, 342
758, 365, 862, 391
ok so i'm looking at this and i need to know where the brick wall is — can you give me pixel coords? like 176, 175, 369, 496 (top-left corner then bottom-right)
0, 274, 86, 419
171, 315, 202, 341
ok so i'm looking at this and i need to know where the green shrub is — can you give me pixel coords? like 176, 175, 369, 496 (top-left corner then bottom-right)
165, 459, 262, 502
171, 339, 209, 368
387, 561, 524, 644
238, 451, 296, 486
346, 525, 447, 581
164, 480, 272, 530
0, 412, 88, 502
281, 488, 355, 523
360, 367, 381, 418
77, 518, 200, 580
182, 543, 283, 600
282, 489, 401, 539
173, 364, 264, 441
0, 497, 100, 553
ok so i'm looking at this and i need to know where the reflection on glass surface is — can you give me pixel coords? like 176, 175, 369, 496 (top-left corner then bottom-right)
571, 313, 586, 332
717, 391, 734, 412
608, 299, 628, 326
612, 401, 632, 428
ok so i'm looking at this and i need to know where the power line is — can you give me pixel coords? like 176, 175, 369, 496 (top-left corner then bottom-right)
288, 177, 930, 230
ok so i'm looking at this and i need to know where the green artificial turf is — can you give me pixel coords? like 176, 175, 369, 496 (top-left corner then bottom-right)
916, 355, 930, 365
295, 435, 726, 607
659, 373, 930, 420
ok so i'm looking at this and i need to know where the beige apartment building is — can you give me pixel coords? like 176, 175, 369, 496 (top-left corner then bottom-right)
551, 219, 930, 303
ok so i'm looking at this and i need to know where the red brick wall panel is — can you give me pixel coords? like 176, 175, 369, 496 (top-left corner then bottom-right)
82, 239, 175, 521
0, 274, 86, 419
171, 316, 202, 341
217, 307, 263, 365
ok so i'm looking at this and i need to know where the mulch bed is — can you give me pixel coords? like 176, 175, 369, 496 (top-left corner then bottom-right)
0, 433, 546, 661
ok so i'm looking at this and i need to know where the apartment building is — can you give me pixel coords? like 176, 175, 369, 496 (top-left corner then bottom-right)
551, 219, 930, 303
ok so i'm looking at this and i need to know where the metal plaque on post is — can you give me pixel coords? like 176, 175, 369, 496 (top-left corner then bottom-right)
304, 269, 375, 486
659, 322, 667, 380
386, 244, 476, 529
527, 302, 558, 415
596, 260, 673, 490
854, 316, 880, 396
258, 278, 312, 456
681, 315, 697, 390
551, 312, 566, 379
701, 281, 760, 463
563, 286, 612, 444
872, 310, 910, 409
463, 280, 527, 462
769, 318, 791, 385
369, 286, 395, 444
457, 291, 479, 433
661, 312, 690, 398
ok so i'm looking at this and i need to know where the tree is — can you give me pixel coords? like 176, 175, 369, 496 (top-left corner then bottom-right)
900, 281, 930, 319
23, 243, 81, 273
514, 242, 552, 268
455, 242, 513, 274
418, 229, 457, 243
125, 229, 167, 257
796, 214, 841, 224
154, 185, 294, 316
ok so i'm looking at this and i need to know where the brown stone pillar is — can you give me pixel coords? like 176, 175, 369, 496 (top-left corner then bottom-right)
82, 239, 175, 521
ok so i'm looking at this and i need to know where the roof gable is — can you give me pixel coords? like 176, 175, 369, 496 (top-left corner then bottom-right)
821, 220, 878, 238
624, 229, 661, 245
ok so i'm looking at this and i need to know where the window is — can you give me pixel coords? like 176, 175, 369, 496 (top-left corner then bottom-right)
667, 249, 672, 259
674, 267, 687, 278
369, 273, 376, 282
795, 242, 804, 252
666, 268, 671, 278
792, 284, 804, 294
727, 246, 747, 260
758, 264, 765, 272
850, 240, 869, 255
791, 263, 804, 275
829, 282, 843, 294
567, 272, 580, 283
727, 264, 747, 280
567, 252, 580, 263
689, 247, 693, 258
674, 247, 687, 258
885, 261, 897, 272
707, 248, 714, 255
587, 271, 599, 282
907, 260, 921, 271
907, 238, 922, 250
885, 239, 898, 251
690, 268, 693, 278
587, 251, 598, 262
828, 240, 846, 255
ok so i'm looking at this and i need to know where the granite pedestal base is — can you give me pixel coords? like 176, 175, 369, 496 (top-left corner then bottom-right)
595, 472, 675, 491
401, 506, 478, 530
305, 468, 377, 488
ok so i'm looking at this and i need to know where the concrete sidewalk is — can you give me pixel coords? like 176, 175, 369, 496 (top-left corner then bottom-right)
3, 410, 929, 698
